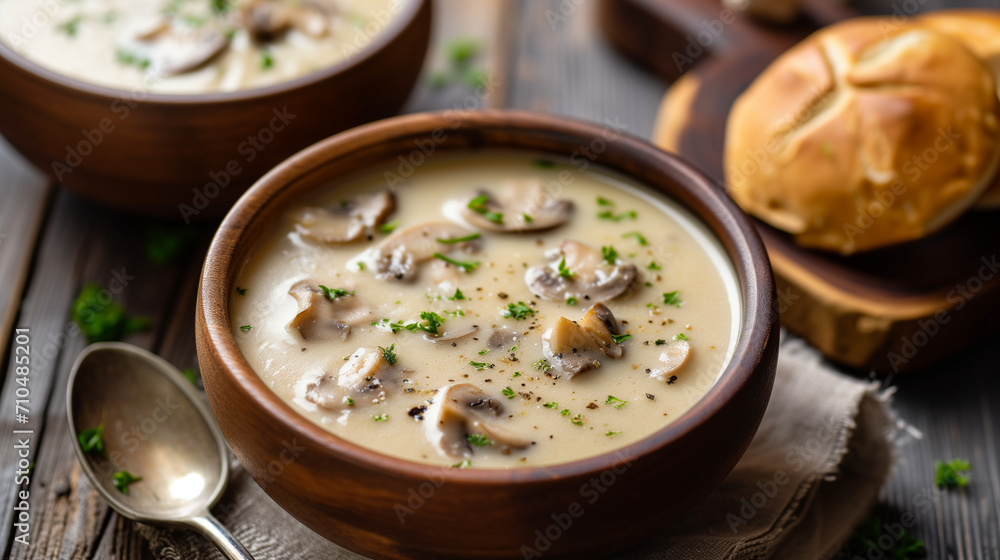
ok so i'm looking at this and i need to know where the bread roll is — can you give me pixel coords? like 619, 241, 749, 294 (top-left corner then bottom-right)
724, 18, 1000, 254
917, 10, 1000, 208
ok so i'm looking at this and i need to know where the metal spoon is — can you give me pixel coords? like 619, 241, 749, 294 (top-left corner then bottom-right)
67, 342, 255, 560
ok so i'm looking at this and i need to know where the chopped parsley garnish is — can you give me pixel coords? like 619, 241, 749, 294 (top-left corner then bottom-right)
674, 333, 689, 341
239, 325, 252, 332
533, 159, 558, 169
478, 348, 490, 356
144, 224, 199, 264
511, 345, 518, 352
437, 233, 481, 244
373, 413, 389, 422
470, 361, 490, 371
447, 38, 480, 63
390, 311, 446, 335
357, 262, 366, 271
117, 49, 151, 69
452, 460, 472, 468
557, 257, 575, 279
596, 196, 613, 206
654, 339, 666, 346
601, 245, 618, 266
566, 297, 578, 306
502, 301, 536, 320
467, 433, 491, 446
512, 372, 521, 377
570, 414, 585, 426
560, 409, 571, 416
522, 213, 533, 223
71, 284, 150, 343
78, 418, 106, 456
848, 513, 925, 560
448, 309, 465, 317
379, 220, 399, 234
433, 252, 480, 272
605, 431, 621, 437
467, 195, 503, 224
662, 291, 683, 307
319, 285, 354, 300
605, 396, 628, 409
346, 397, 354, 405
261, 49, 274, 69
543, 402, 558, 409
647, 261, 662, 271
211, 0, 232, 14
935, 458, 971, 488
181, 367, 198, 385
502, 386, 516, 399
235, 286, 247, 296
611, 333, 632, 344
447, 288, 465, 300
623, 232, 648, 246
532, 359, 551, 372
58, 17, 82, 37
379, 343, 397, 365
112, 471, 142, 494
597, 210, 637, 222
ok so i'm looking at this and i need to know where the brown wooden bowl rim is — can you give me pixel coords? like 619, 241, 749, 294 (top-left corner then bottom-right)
199, 109, 776, 484
0, 0, 428, 106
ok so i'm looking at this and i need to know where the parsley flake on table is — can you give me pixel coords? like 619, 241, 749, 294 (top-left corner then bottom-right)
71, 284, 150, 343
663, 291, 683, 307
112, 471, 142, 494
935, 458, 971, 488
502, 301, 536, 320
848, 513, 925, 560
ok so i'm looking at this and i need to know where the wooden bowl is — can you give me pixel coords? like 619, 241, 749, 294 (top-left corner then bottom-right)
196, 110, 779, 559
0, 0, 431, 220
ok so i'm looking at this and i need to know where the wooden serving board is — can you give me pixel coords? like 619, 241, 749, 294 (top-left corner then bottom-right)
600, 0, 1000, 373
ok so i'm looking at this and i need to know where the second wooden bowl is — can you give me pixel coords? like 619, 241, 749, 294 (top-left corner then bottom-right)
196, 110, 779, 559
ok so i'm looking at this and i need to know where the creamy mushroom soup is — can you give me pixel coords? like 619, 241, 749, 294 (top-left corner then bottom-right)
232, 153, 740, 468
0, 0, 402, 94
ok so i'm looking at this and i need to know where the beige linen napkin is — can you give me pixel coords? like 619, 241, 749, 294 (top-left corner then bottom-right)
139, 338, 896, 559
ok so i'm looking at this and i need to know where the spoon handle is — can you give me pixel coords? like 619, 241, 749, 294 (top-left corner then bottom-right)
187, 512, 256, 560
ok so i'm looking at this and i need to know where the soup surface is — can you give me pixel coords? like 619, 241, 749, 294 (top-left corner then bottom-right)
232, 153, 739, 468
0, 0, 401, 94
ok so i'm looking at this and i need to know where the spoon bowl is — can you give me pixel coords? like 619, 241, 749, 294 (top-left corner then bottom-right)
67, 342, 253, 560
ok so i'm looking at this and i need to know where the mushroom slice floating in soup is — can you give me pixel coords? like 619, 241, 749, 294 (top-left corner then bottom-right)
292, 191, 396, 245
426, 384, 532, 459
287, 280, 372, 341
525, 241, 637, 303
445, 179, 573, 232
650, 340, 691, 381
304, 347, 401, 410
240, 0, 338, 42
542, 303, 625, 378
357, 222, 480, 282
120, 17, 231, 76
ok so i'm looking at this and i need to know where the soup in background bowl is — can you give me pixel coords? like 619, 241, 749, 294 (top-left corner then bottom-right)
197, 110, 779, 559
0, 0, 430, 218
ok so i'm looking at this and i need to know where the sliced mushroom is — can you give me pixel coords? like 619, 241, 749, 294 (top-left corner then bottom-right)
488, 328, 521, 351
649, 340, 691, 381
542, 303, 624, 378
287, 280, 372, 341
122, 20, 231, 76
525, 241, 637, 302
358, 222, 480, 282
240, 0, 293, 42
296, 0, 337, 37
292, 191, 396, 245
425, 383, 531, 459
304, 347, 401, 410
424, 325, 479, 344
445, 179, 573, 232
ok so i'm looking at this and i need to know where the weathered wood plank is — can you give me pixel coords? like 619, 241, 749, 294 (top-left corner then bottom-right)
0, 136, 50, 369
